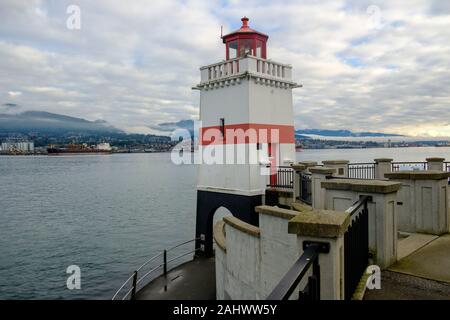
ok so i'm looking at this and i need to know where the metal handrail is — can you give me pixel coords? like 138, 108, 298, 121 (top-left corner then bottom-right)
348, 162, 376, 166
266, 241, 330, 300
111, 273, 135, 300
345, 195, 371, 217
166, 238, 198, 252
266, 244, 319, 300
166, 248, 202, 264
122, 287, 133, 300
136, 264, 163, 286
112, 237, 201, 300
392, 161, 427, 164
136, 252, 164, 272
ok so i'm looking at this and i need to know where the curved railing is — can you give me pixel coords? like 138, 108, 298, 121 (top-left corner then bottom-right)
111, 237, 202, 300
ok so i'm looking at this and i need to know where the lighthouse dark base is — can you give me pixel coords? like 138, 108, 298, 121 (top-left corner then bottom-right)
195, 190, 262, 257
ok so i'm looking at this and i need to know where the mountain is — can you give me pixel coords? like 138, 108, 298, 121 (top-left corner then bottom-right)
157, 119, 195, 136
155, 119, 401, 138
0, 111, 402, 139
296, 129, 403, 138
0, 111, 123, 134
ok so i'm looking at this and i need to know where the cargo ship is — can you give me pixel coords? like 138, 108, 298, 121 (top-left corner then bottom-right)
47, 143, 112, 155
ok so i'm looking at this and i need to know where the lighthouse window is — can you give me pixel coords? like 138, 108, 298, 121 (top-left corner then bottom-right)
228, 40, 238, 59
239, 39, 253, 56
256, 40, 263, 58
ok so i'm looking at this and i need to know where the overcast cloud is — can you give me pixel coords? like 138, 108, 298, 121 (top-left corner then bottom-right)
0, 0, 449, 136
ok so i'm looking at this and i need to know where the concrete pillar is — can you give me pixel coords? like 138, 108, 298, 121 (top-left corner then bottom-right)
426, 157, 445, 171
322, 160, 349, 177
310, 167, 336, 210
385, 171, 450, 235
291, 164, 306, 202
374, 158, 393, 179
288, 209, 350, 300
321, 179, 402, 269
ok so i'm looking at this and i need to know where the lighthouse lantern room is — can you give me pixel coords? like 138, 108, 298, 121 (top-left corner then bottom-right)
195, 17, 299, 256
222, 17, 268, 60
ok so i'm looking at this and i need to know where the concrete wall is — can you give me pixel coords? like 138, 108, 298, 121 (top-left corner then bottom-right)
214, 207, 347, 300
258, 213, 300, 298
391, 177, 449, 235
215, 244, 226, 300
322, 181, 400, 269
222, 222, 261, 299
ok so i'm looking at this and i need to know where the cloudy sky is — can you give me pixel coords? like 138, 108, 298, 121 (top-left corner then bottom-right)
1, 0, 449, 137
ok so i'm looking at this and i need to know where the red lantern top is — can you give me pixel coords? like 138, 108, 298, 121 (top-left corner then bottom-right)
222, 17, 268, 60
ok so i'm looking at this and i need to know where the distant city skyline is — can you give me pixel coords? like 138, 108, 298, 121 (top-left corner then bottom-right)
1, 1, 450, 137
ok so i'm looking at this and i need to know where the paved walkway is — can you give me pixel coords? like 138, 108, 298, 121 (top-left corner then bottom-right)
390, 234, 450, 283
136, 257, 216, 300
365, 233, 450, 300
364, 270, 450, 300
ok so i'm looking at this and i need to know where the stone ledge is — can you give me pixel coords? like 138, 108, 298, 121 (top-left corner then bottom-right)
321, 179, 401, 194
291, 164, 306, 171
374, 158, 393, 163
288, 210, 350, 238
265, 189, 294, 197
426, 157, 445, 162
291, 202, 313, 213
298, 161, 318, 168
223, 216, 260, 238
385, 170, 450, 180
322, 160, 349, 165
213, 220, 227, 252
309, 166, 336, 175
255, 205, 298, 220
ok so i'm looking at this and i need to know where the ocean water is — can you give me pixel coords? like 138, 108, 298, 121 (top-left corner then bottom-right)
1, 147, 450, 299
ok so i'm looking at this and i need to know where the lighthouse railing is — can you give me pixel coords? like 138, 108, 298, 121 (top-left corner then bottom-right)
111, 237, 202, 300
200, 56, 293, 83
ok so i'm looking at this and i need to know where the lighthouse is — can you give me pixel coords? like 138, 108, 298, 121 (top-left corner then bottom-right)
194, 17, 299, 255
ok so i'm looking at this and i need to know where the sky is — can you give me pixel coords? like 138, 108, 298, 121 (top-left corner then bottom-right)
0, 0, 450, 137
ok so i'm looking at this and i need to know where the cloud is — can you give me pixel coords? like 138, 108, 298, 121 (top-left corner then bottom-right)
7, 91, 22, 97
2, 103, 18, 107
0, 0, 449, 136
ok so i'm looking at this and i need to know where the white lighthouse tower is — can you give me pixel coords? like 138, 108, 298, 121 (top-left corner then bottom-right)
195, 17, 299, 255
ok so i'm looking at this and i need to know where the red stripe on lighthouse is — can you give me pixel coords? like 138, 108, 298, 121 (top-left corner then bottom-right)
200, 123, 295, 145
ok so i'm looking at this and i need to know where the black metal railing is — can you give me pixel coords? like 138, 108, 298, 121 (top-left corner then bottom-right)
111, 237, 202, 300
299, 172, 312, 205
266, 242, 329, 301
344, 195, 370, 300
267, 166, 294, 189
347, 163, 375, 179
392, 161, 427, 171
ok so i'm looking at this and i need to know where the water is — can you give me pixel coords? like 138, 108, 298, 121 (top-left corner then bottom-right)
1, 147, 450, 299
0, 153, 196, 299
